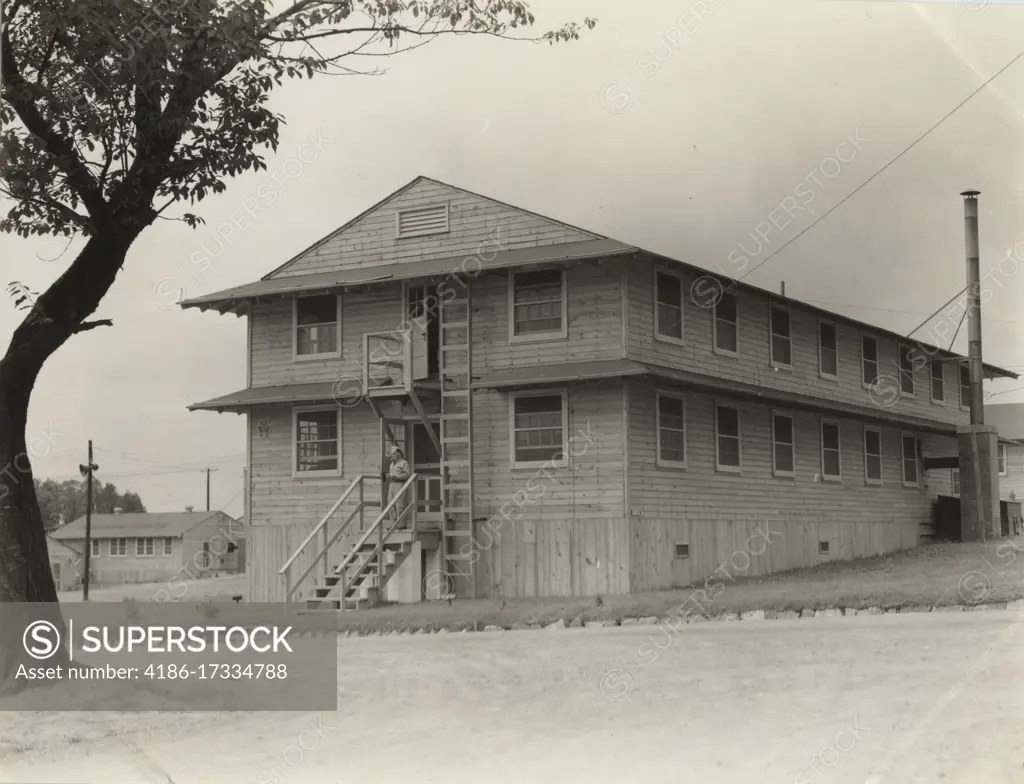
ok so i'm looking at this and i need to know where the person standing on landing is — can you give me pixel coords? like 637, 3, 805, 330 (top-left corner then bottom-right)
386, 445, 412, 526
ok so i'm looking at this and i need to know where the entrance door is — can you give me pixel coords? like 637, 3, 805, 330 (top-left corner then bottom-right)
410, 420, 442, 525
406, 283, 439, 380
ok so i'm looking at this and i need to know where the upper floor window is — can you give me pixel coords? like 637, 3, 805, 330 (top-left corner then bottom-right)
656, 393, 687, 468
136, 537, 155, 557
509, 269, 566, 341
511, 392, 567, 468
109, 537, 128, 557
294, 295, 340, 358
770, 306, 792, 367
864, 427, 882, 485
713, 292, 739, 355
715, 404, 741, 471
819, 321, 838, 379
820, 419, 841, 480
899, 344, 915, 396
294, 407, 340, 476
930, 360, 944, 403
901, 434, 919, 486
772, 413, 795, 476
999, 443, 1007, 476
862, 335, 878, 386
654, 271, 684, 342
959, 364, 971, 411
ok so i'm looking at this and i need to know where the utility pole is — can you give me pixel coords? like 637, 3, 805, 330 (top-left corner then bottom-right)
79, 441, 98, 600
962, 190, 985, 425
205, 467, 219, 511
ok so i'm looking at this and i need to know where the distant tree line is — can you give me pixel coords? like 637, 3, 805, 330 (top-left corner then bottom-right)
36, 479, 146, 531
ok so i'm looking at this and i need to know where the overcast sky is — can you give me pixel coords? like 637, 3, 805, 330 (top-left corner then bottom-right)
2, 0, 1024, 516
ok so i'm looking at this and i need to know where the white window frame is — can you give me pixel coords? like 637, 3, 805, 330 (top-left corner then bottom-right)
898, 343, 916, 398
653, 268, 685, 345
818, 320, 839, 381
136, 537, 155, 557
292, 405, 342, 478
292, 294, 342, 361
163, 537, 174, 556
714, 403, 742, 473
109, 537, 128, 557
863, 427, 883, 486
508, 268, 568, 343
509, 389, 569, 470
901, 433, 920, 487
861, 334, 879, 387
999, 443, 1008, 477
91, 538, 101, 557
655, 390, 687, 469
820, 418, 842, 481
769, 305, 793, 369
712, 292, 739, 357
771, 411, 796, 477
395, 203, 450, 239
959, 364, 971, 412
930, 359, 945, 404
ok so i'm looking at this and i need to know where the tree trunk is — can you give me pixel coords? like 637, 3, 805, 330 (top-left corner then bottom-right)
0, 224, 144, 694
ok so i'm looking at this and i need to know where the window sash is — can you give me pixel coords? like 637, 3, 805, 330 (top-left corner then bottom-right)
163, 537, 174, 556
899, 345, 915, 395
512, 272, 564, 337
930, 361, 944, 401
716, 406, 741, 469
770, 308, 792, 366
951, 469, 960, 495
136, 537, 154, 556
91, 539, 101, 556
819, 323, 838, 377
902, 435, 918, 484
656, 273, 684, 340
295, 410, 339, 473
714, 294, 738, 353
862, 336, 878, 385
821, 421, 841, 478
295, 296, 338, 356
657, 395, 686, 465
772, 414, 795, 475
864, 429, 882, 482
999, 444, 1007, 475
513, 394, 565, 464
109, 537, 127, 556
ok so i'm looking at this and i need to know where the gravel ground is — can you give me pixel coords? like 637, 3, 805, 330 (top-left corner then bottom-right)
2, 610, 1022, 784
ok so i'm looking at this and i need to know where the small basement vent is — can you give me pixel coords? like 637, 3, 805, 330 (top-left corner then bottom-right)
396, 204, 449, 238
674, 543, 689, 559
818, 541, 830, 555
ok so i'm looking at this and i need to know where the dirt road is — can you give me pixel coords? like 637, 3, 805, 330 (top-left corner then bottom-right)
2, 611, 1022, 783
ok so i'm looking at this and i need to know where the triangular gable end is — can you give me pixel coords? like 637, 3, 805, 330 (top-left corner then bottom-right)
266, 176, 605, 279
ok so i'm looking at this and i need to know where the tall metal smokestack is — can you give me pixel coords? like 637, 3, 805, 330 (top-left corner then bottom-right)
961, 190, 984, 426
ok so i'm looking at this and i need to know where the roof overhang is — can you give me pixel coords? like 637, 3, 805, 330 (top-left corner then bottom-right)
188, 382, 341, 413
473, 359, 967, 436
179, 238, 637, 315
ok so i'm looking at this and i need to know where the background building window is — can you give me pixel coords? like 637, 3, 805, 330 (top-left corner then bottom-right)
899, 344, 915, 395
902, 434, 919, 485
930, 360, 944, 402
862, 335, 878, 385
136, 537, 154, 556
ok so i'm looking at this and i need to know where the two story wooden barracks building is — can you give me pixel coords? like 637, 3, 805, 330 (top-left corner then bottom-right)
182, 176, 1018, 609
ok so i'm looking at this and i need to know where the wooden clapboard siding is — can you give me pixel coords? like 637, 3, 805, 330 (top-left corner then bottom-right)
250, 285, 403, 387
469, 382, 628, 597
271, 178, 596, 278
1001, 443, 1024, 500
471, 261, 626, 373
626, 378, 951, 592
625, 257, 971, 429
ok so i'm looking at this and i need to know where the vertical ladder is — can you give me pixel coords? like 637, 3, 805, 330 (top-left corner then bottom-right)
439, 282, 474, 598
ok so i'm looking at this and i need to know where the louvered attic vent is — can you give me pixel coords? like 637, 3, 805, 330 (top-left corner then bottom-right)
395, 204, 450, 238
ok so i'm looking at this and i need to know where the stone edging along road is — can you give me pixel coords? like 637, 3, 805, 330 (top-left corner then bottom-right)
319, 599, 1024, 638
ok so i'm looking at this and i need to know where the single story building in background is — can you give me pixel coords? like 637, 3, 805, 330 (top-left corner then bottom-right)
987, 403, 1024, 502
45, 535, 82, 592
50, 510, 245, 586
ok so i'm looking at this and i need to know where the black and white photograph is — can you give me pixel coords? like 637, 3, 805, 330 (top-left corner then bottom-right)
1, 0, 1024, 781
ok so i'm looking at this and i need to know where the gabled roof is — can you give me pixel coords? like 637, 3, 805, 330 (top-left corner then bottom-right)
178, 174, 1018, 382
50, 511, 238, 541
46, 535, 81, 557
985, 403, 1024, 441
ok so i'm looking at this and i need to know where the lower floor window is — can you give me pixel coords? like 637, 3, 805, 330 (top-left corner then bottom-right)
109, 537, 127, 556
295, 408, 340, 474
715, 405, 741, 470
136, 537, 154, 556
902, 434, 919, 485
512, 392, 566, 466
821, 420, 841, 479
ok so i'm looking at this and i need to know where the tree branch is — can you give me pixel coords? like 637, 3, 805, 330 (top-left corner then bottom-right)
73, 319, 113, 333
